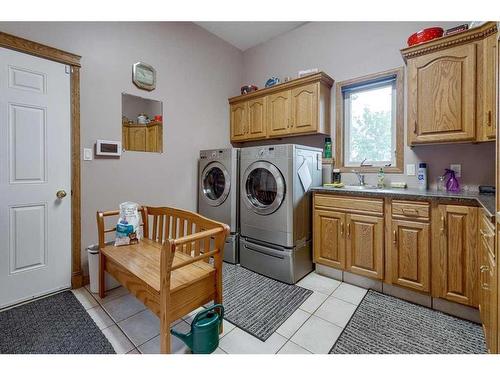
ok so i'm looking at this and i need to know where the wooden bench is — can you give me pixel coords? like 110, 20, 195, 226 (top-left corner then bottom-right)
96, 206, 229, 353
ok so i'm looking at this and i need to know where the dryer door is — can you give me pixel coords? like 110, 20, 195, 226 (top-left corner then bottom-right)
200, 161, 230, 207
243, 161, 285, 215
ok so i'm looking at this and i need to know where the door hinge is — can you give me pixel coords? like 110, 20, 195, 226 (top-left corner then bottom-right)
65, 65, 71, 74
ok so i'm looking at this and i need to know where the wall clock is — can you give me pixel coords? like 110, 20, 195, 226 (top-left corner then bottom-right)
132, 62, 156, 91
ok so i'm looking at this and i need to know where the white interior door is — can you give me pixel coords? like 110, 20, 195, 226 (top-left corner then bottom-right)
0, 47, 71, 308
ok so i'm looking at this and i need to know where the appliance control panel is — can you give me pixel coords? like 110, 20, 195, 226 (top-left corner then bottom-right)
200, 149, 226, 160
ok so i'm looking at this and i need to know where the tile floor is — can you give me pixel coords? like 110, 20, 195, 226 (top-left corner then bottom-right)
73, 271, 367, 354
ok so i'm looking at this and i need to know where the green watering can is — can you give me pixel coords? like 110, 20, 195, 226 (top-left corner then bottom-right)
171, 304, 224, 354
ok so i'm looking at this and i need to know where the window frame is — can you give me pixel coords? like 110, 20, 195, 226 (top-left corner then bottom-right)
335, 67, 404, 174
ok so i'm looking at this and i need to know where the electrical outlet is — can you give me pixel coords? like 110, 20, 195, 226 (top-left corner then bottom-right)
450, 164, 461, 177
406, 164, 416, 176
83, 148, 93, 161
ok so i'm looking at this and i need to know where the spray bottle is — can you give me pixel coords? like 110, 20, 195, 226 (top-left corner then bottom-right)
444, 169, 460, 192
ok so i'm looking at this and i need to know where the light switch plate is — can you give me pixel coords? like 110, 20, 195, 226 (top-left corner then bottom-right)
83, 148, 93, 161
406, 164, 416, 176
450, 164, 461, 177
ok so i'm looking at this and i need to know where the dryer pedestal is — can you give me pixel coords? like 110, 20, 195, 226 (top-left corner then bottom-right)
240, 237, 312, 284
223, 233, 240, 264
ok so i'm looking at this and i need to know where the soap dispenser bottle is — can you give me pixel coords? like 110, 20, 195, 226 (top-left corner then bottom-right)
417, 163, 428, 190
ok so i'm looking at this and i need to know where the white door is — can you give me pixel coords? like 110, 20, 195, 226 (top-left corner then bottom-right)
0, 47, 71, 308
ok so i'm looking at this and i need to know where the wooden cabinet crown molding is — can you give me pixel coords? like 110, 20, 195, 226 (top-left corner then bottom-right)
229, 72, 334, 104
401, 22, 497, 62
0, 31, 81, 67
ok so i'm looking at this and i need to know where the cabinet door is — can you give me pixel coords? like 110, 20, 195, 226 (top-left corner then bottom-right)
267, 90, 291, 137
391, 220, 430, 292
247, 97, 267, 139
313, 209, 346, 269
128, 127, 146, 151
407, 43, 477, 144
291, 83, 318, 134
436, 205, 478, 306
146, 125, 157, 152
230, 102, 247, 142
479, 225, 490, 336
488, 254, 497, 353
346, 214, 384, 279
482, 34, 497, 140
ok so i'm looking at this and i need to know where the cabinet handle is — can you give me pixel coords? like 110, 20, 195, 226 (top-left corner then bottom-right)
440, 215, 446, 235
340, 222, 344, 236
347, 223, 351, 238
480, 265, 490, 290
487, 110, 492, 127
480, 229, 494, 238
413, 121, 417, 134
393, 230, 397, 244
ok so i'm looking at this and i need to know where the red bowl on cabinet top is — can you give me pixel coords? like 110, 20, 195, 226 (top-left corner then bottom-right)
407, 27, 444, 47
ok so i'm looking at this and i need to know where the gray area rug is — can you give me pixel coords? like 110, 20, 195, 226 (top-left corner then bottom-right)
223, 263, 312, 341
0, 291, 115, 354
330, 290, 487, 354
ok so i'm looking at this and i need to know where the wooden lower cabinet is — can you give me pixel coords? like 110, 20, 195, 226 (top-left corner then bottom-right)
479, 211, 497, 353
345, 214, 384, 280
313, 210, 345, 269
391, 219, 430, 292
434, 205, 479, 307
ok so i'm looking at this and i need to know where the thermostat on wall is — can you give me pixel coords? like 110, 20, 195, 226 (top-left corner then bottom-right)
95, 140, 122, 157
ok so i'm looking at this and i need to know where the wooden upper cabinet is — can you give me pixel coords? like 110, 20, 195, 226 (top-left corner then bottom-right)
313, 209, 346, 269
407, 43, 477, 144
345, 213, 384, 280
479, 34, 497, 141
230, 102, 247, 142
268, 90, 292, 137
228, 72, 333, 143
247, 97, 267, 139
435, 205, 478, 307
402, 22, 497, 145
291, 83, 318, 134
391, 219, 430, 292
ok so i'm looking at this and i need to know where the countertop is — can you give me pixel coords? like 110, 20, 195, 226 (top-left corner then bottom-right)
311, 185, 496, 219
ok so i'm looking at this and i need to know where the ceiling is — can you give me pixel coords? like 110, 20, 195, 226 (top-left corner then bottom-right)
195, 22, 307, 51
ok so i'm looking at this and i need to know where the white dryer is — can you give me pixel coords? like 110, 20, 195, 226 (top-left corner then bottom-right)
239, 144, 322, 283
198, 148, 239, 263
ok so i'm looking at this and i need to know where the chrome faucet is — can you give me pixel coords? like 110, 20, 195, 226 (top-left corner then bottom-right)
352, 159, 371, 186
352, 170, 366, 186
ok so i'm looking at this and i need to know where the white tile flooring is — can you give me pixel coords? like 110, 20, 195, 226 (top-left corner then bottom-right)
73, 271, 367, 354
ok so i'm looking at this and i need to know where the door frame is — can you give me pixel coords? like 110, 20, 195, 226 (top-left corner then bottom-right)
0, 31, 83, 289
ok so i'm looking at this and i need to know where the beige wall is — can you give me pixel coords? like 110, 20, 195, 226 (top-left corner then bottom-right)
241, 21, 495, 189
0, 22, 243, 274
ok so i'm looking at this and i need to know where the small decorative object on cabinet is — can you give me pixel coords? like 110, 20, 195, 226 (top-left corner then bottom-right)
240, 84, 258, 95
401, 22, 497, 145
229, 72, 334, 143
265, 76, 280, 88
407, 27, 444, 46
132, 62, 156, 91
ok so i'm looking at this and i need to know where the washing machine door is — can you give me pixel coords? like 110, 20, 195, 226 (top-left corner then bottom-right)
243, 161, 285, 215
200, 161, 230, 207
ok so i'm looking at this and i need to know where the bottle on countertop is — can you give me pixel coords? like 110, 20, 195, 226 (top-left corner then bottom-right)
417, 162, 428, 190
323, 137, 332, 159
377, 168, 385, 188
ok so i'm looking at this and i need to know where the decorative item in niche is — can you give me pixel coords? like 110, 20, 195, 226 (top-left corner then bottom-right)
122, 93, 163, 153
132, 62, 156, 91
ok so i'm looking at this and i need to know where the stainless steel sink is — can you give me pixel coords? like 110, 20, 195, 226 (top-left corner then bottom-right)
344, 185, 380, 190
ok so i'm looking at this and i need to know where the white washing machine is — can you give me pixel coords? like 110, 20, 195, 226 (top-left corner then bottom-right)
198, 148, 239, 264
239, 144, 322, 283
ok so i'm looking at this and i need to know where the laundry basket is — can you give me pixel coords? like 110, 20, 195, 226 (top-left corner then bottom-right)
87, 243, 121, 293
